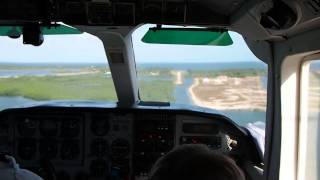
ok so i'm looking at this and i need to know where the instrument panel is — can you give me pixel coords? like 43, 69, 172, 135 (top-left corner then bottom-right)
0, 107, 261, 180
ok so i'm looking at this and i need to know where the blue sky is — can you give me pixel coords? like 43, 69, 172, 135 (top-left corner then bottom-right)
0, 24, 260, 64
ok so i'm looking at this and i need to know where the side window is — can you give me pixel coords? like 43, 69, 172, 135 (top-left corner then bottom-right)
298, 59, 320, 180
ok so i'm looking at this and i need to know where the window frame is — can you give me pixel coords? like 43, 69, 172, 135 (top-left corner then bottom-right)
297, 53, 320, 180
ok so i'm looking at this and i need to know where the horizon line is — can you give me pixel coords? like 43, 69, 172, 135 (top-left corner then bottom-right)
0, 61, 261, 64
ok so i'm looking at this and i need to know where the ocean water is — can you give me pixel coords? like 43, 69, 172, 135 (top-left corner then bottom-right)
0, 96, 36, 110
0, 69, 53, 77
220, 110, 266, 126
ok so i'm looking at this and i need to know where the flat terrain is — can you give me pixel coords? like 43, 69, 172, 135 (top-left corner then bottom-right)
139, 80, 175, 101
0, 71, 175, 102
189, 76, 267, 110
0, 74, 118, 100
0, 64, 267, 111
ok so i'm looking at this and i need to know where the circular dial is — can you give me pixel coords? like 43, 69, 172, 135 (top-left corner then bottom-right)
0, 122, 9, 136
17, 138, 37, 160
60, 140, 80, 160
90, 159, 110, 177
90, 138, 109, 157
75, 171, 90, 180
111, 157, 130, 176
39, 119, 58, 137
90, 116, 110, 136
39, 139, 58, 158
60, 118, 80, 137
17, 118, 37, 136
111, 138, 130, 157
57, 171, 71, 180
0, 122, 11, 154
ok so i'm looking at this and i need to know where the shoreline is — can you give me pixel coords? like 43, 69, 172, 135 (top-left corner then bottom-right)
188, 76, 267, 111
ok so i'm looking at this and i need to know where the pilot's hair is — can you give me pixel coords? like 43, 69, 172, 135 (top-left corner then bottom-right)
149, 144, 245, 180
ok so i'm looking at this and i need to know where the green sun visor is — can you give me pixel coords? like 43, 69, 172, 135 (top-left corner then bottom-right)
0, 24, 82, 36
142, 28, 233, 46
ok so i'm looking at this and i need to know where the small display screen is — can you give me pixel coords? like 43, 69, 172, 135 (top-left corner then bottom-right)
180, 136, 222, 149
183, 123, 219, 134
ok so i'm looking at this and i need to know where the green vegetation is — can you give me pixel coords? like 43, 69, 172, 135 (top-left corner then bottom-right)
0, 73, 175, 102
139, 80, 175, 102
137, 68, 266, 78
0, 74, 118, 101
187, 68, 267, 78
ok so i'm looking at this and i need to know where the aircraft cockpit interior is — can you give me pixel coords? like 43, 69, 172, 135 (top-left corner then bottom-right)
0, 0, 319, 180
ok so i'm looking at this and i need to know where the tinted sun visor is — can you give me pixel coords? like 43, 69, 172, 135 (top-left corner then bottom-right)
142, 28, 233, 46
0, 24, 82, 37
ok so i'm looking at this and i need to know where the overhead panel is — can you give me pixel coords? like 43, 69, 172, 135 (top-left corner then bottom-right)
0, 0, 230, 26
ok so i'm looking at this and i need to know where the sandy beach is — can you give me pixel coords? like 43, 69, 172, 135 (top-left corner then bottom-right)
189, 76, 267, 111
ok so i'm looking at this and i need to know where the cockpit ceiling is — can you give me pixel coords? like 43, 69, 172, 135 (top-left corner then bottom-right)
0, 0, 319, 40
0, 0, 237, 26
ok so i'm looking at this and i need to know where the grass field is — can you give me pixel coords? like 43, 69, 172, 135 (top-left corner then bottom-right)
140, 80, 175, 101
0, 74, 117, 100
0, 73, 175, 102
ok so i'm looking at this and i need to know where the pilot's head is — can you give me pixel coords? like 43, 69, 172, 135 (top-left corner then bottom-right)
149, 144, 245, 180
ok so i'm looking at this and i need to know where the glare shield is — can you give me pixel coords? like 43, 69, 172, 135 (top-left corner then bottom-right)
142, 28, 233, 46
0, 24, 82, 37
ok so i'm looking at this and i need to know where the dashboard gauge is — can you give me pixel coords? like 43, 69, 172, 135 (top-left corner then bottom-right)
17, 138, 37, 160
57, 171, 71, 180
17, 118, 37, 136
39, 119, 58, 137
90, 159, 110, 177
0, 123, 11, 154
60, 118, 80, 137
39, 139, 58, 158
111, 157, 130, 176
0, 138, 11, 155
143, 2, 162, 21
0, 122, 9, 136
90, 116, 110, 136
90, 138, 109, 157
111, 138, 130, 157
182, 123, 219, 134
180, 136, 222, 150
75, 171, 90, 180
60, 140, 80, 160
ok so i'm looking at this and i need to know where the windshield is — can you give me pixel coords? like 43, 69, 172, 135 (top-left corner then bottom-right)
133, 25, 267, 127
0, 32, 117, 110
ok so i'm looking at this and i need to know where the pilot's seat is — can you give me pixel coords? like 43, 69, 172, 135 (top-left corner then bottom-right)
0, 155, 43, 180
